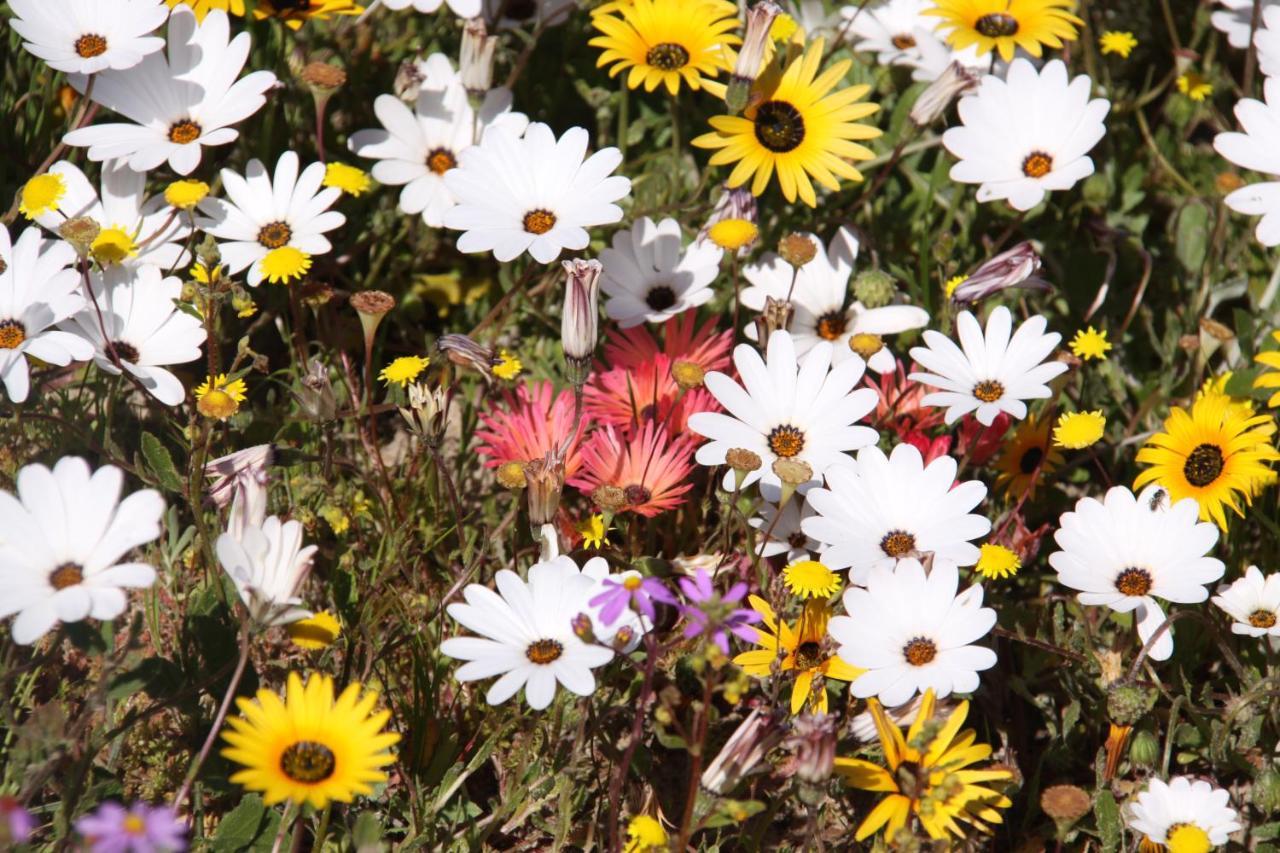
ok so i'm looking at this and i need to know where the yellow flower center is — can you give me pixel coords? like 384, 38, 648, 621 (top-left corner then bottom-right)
523, 209, 557, 235
1022, 151, 1053, 178
168, 119, 203, 144
1183, 443, 1225, 487
623, 575, 644, 591
279, 740, 337, 784
1250, 609, 1277, 629
122, 814, 146, 835
261, 247, 312, 285
973, 379, 1004, 403
1114, 567, 1153, 597
0, 319, 26, 350
903, 637, 937, 666
525, 639, 564, 664
75, 33, 109, 58
19, 173, 67, 218
198, 390, 240, 420
1166, 823, 1211, 853
880, 530, 916, 558
49, 562, 84, 590
91, 226, 139, 265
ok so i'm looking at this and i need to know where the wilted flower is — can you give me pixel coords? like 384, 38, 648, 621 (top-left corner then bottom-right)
294, 358, 338, 421
700, 707, 786, 794
436, 333, 497, 382
459, 18, 497, 97
949, 241, 1050, 304
910, 60, 980, 126
561, 259, 603, 383
753, 296, 794, 343
525, 451, 566, 528
727, 1, 783, 113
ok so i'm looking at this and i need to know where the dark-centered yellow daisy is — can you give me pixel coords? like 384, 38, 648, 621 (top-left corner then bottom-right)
589, 0, 740, 95
1134, 393, 1280, 530
692, 38, 881, 207
993, 414, 1063, 499
221, 672, 399, 809
925, 0, 1082, 62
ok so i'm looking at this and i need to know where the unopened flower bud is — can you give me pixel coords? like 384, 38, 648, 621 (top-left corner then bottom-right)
1128, 729, 1159, 767
58, 216, 100, 256
460, 18, 497, 99
400, 382, 450, 446
910, 60, 979, 127
436, 333, 497, 382
951, 241, 1050, 305
612, 625, 635, 649
524, 451, 565, 529
726, 448, 762, 474
497, 461, 527, 490
701, 708, 785, 794
571, 612, 596, 642
671, 360, 706, 390
592, 484, 627, 513
754, 296, 794, 345
785, 713, 837, 786
1107, 683, 1157, 726
197, 234, 221, 269
726, 2, 782, 113
561, 259, 602, 385
778, 232, 817, 267
852, 269, 897, 308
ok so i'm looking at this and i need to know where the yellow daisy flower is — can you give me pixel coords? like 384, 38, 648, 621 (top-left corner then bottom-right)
165, 0, 246, 19
379, 355, 430, 387
251, 0, 363, 29
1069, 326, 1111, 361
624, 815, 668, 852
1098, 30, 1137, 58
576, 514, 610, 548
1135, 393, 1280, 530
323, 163, 373, 197
287, 611, 342, 650
693, 38, 881, 207
589, 0, 740, 95
975, 543, 1021, 580
492, 349, 523, 380
194, 374, 248, 420
19, 173, 67, 219
782, 559, 841, 599
260, 247, 312, 285
1053, 410, 1106, 449
733, 597, 863, 714
835, 689, 1013, 842
707, 218, 758, 250
925, 0, 1082, 62
1254, 331, 1280, 408
944, 274, 967, 299
91, 226, 140, 266
994, 414, 1064, 499
221, 672, 399, 809
164, 179, 210, 210
1177, 72, 1213, 102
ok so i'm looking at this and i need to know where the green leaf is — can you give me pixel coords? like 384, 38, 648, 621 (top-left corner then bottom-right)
211, 794, 268, 852
140, 432, 185, 494
1174, 201, 1210, 273
701, 798, 765, 829
1095, 789, 1122, 853
351, 811, 384, 852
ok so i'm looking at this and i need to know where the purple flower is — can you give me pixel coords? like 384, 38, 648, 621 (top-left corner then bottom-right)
677, 568, 763, 655
0, 797, 35, 844
75, 802, 186, 853
589, 573, 676, 625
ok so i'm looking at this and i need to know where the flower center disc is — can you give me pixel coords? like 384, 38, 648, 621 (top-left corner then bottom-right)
526, 638, 564, 664
279, 740, 337, 783
624, 484, 652, 505
768, 424, 806, 458
257, 221, 293, 249
426, 147, 457, 175
815, 310, 848, 341
168, 119, 202, 144
891, 33, 917, 49
645, 284, 677, 311
0, 319, 26, 350
1114, 567, 1153, 597
975, 12, 1019, 37
1019, 445, 1044, 475
880, 529, 916, 557
1183, 443, 1225, 487
110, 341, 140, 363
973, 379, 1004, 403
49, 562, 84, 590
794, 641, 824, 670
753, 100, 806, 153
1250, 609, 1278, 629
1022, 150, 1054, 178
75, 33, 109, 58
646, 42, 690, 71
523, 209, 557, 235
903, 637, 937, 666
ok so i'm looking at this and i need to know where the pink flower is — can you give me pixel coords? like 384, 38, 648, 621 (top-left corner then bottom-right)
869, 361, 945, 440
585, 355, 718, 434
475, 381, 584, 478
570, 421, 697, 517
601, 309, 732, 375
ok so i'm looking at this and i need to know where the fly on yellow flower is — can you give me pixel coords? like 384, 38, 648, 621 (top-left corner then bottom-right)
693, 38, 881, 207
1053, 410, 1106, 449
323, 163, 373, 197
1254, 331, 1280, 407
994, 414, 1064, 499
1177, 72, 1213, 102
379, 355, 430, 387
925, 0, 1082, 62
1135, 392, 1280, 530
589, 0, 741, 95
782, 559, 841, 599
835, 689, 1013, 843
1069, 326, 1111, 361
195, 374, 248, 420
287, 611, 342, 650
576, 514, 610, 548
19, 173, 66, 219
221, 672, 399, 808
975, 543, 1020, 580
1098, 30, 1137, 58
733, 597, 863, 714
492, 349, 523, 380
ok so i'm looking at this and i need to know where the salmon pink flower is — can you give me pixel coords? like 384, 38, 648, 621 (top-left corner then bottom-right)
570, 421, 697, 517
475, 381, 584, 479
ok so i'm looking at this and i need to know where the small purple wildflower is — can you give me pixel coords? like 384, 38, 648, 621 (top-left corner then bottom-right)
589, 572, 676, 626
75, 802, 187, 853
677, 568, 762, 655
0, 797, 35, 844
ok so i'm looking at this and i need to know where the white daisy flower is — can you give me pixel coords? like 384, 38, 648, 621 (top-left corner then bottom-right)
0, 225, 94, 404
65, 264, 206, 406
909, 305, 1069, 426
1212, 565, 1280, 637
688, 330, 879, 493
600, 216, 723, 328
216, 515, 317, 628
1256, 6, 1280, 79
1126, 777, 1242, 851
740, 227, 929, 373
442, 122, 631, 264
1212, 0, 1280, 49
441, 555, 615, 710
843, 0, 936, 67
1214, 78, 1280, 246
196, 151, 346, 287
802, 443, 990, 584
0, 457, 164, 645
382, 0, 481, 15
942, 58, 1110, 211
750, 489, 821, 561
348, 54, 528, 227
581, 558, 650, 653
63, 8, 277, 176
829, 557, 997, 707
1049, 485, 1225, 662
483, 0, 576, 30
789, 0, 844, 41
33, 160, 191, 269
8, 0, 168, 76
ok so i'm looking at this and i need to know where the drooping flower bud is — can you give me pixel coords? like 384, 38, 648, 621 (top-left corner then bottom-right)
909, 60, 980, 127
726, 2, 782, 113
561, 259, 602, 386
460, 18, 498, 100
785, 713, 837, 787
701, 708, 785, 794
852, 269, 897, 309
400, 382, 451, 447
753, 296, 794, 345
436, 333, 496, 382
524, 451, 566, 530
950, 241, 1051, 305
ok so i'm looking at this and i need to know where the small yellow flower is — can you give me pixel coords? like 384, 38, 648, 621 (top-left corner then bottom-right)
91, 226, 140, 265
287, 611, 342, 650
191, 262, 222, 285
322, 163, 372, 197
379, 355, 430, 387
624, 815, 668, 852
1098, 30, 1137, 58
165, 179, 210, 210
782, 559, 841, 599
319, 505, 350, 535
707, 219, 758, 252
975, 543, 1021, 580
232, 293, 258, 318
492, 349, 523, 380
19, 173, 67, 219
770, 12, 799, 42
1053, 410, 1106, 449
1069, 326, 1111, 361
195, 374, 248, 420
1177, 72, 1213, 102
576, 514, 609, 549
944, 274, 966, 299
260, 247, 312, 285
